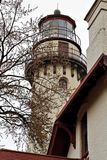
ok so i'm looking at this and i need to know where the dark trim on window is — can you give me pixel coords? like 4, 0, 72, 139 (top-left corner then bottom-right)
81, 112, 88, 157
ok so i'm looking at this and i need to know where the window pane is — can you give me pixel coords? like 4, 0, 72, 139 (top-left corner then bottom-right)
59, 20, 67, 28
52, 20, 59, 27
67, 22, 73, 31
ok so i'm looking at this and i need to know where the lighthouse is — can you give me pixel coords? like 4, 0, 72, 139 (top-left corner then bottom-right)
25, 10, 87, 153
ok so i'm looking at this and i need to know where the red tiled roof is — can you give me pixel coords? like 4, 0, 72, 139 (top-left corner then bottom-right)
0, 149, 74, 160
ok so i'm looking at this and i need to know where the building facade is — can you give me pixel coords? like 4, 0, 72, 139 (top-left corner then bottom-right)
85, 0, 107, 71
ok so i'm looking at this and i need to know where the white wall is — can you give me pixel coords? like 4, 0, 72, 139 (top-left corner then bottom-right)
86, 0, 107, 71
67, 75, 107, 160
87, 76, 107, 160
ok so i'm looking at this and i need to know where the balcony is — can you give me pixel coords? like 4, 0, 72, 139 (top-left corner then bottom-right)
37, 27, 81, 46
33, 45, 87, 71
25, 45, 87, 85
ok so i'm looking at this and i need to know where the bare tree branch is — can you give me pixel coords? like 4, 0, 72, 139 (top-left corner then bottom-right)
0, 0, 72, 154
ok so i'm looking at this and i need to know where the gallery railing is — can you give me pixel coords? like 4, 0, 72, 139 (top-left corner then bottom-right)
37, 27, 81, 46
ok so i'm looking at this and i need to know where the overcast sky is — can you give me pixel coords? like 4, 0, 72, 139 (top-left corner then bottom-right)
0, 0, 95, 150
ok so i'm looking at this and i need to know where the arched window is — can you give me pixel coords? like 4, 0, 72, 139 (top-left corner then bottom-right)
59, 77, 68, 90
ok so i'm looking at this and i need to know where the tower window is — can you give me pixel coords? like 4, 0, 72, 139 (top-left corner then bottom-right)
71, 68, 74, 77
63, 65, 66, 75
44, 65, 47, 75
53, 65, 56, 74
59, 77, 68, 90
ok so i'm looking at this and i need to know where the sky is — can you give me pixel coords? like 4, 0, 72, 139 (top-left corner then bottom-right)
0, 0, 95, 150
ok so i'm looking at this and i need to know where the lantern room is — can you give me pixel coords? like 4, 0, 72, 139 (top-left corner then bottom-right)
38, 9, 81, 46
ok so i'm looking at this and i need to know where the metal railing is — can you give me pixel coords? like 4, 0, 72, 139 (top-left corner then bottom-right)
34, 45, 87, 67
37, 27, 81, 46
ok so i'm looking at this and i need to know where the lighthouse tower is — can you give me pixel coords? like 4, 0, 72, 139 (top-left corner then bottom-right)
25, 10, 87, 153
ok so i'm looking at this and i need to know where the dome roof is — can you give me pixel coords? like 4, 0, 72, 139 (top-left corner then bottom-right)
54, 9, 61, 15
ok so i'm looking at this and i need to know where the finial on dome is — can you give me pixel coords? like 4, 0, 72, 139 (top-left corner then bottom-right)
54, 3, 61, 15
54, 9, 61, 15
